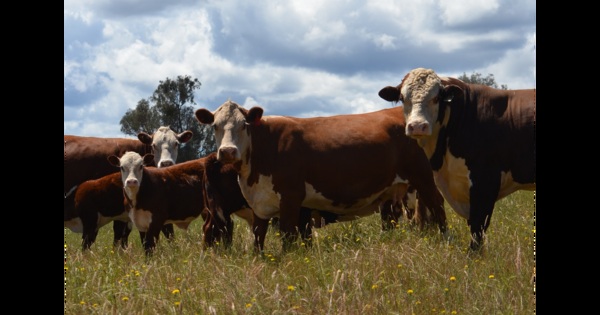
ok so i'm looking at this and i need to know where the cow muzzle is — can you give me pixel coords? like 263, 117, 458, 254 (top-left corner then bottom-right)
158, 160, 174, 168
406, 121, 431, 137
218, 147, 239, 164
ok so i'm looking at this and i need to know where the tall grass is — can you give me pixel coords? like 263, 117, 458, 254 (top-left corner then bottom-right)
64, 190, 535, 314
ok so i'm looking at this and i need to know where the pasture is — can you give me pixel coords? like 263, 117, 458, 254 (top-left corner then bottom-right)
64, 190, 535, 314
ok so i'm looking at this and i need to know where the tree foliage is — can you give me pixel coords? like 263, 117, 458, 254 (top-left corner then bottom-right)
458, 72, 508, 90
119, 75, 217, 162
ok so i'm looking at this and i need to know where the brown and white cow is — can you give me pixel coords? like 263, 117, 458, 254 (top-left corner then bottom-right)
378, 67, 536, 251
64, 126, 192, 247
107, 151, 253, 255
195, 100, 447, 253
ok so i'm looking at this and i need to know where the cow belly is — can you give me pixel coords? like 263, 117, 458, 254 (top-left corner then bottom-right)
165, 216, 200, 230
498, 171, 536, 200
98, 212, 128, 229
64, 218, 83, 233
129, 208, 153, 232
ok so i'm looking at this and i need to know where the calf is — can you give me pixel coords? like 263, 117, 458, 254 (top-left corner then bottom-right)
108, 151, 253, 255
195, 100, 447, 253
379, 67, 536, 250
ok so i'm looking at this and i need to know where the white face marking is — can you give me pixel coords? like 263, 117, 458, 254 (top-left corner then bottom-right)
64, 218, 83, 233
400, 68, 443, 137
118, 152, 145, 206
212, 101, 251, 162
151, 127, 181, 167
433, 150, 472, 219
129, 208, 153, 232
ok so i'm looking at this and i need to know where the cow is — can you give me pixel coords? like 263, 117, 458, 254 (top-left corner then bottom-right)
64, 126, 193, 248
378, 67, 536, 251
107, 151, 253, 255
194, 100, 447, 253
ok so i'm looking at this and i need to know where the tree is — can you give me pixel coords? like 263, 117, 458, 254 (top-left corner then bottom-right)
119, 75, 217, 162
458, 72, 508, 90
120, 99, 160, 136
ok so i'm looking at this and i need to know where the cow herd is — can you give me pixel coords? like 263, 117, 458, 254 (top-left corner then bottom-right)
64, 67, 536, 256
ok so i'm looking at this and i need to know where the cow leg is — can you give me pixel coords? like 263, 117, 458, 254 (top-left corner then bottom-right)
298, 207, 313, 247
139, 222, 163, 256
202, 211, 234, 248
202, 214, 219, 248
252, 214, 270, 254
413, 183, 447, 234
112, 220, 132, 249
380, 200, 401, 231
468, 174, 500, 251
161, 224, 175, 241
81, 214, 98, 251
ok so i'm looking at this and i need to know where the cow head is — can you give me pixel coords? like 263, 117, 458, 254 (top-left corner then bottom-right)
195, 100, 263, 164
108, 151, 154, 204
138, 126, 193, 167
378, 67, 461, 139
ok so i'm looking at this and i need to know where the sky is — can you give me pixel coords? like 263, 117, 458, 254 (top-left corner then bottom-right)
64, 0, 536, 139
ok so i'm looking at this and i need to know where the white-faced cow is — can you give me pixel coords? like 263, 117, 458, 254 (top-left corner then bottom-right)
64, 126, 192, 248
195, 100, 447, 253
378, 67, 536, 251
107, 151, 253, 255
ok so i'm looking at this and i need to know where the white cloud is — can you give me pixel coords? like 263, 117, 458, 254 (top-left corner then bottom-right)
64, 0, 536, 137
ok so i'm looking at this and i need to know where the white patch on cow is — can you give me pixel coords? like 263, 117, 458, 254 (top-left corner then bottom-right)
64, 218, 83, 233
498, 171, 536, 199
213, 101, 252, 162
165, 216, 200, 230
118, 152, 144, 207
238, 172, 281, 220
152, 126, 180, 167
129, 208, 153, 232
434, 150, 472, 219
400, 68, 443, 137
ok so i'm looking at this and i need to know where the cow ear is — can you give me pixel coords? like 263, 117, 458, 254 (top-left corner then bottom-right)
143, 154, 155, 166
178, 130, 193, 143
378, 86, 402, 103
137, 132, 152, 145
107, 155, 120, 167
441, 84, 463, 103
195, 108, 215, 124
248, 107, 264, 126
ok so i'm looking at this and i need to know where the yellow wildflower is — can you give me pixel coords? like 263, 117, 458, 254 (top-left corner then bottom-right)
172, 289, 180, 294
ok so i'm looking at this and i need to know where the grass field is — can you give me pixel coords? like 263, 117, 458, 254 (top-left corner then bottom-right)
64, 190, 535, 314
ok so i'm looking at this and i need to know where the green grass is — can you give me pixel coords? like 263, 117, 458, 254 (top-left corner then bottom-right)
64, 190, 535, 314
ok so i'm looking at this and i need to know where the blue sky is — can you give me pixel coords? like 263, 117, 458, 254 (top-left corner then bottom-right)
64, 0, 536, 138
